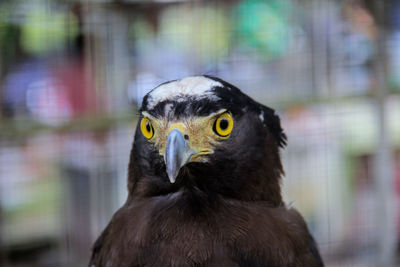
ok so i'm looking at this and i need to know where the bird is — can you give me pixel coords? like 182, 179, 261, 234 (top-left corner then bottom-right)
88, 76, 324, 267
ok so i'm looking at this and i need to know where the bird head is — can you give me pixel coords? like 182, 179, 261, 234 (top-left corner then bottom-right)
128, 76, 286, 204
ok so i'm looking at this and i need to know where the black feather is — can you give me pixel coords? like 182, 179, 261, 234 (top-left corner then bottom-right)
89, 76, 323, 267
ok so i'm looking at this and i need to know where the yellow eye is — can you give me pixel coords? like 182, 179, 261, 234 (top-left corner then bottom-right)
213, 112, 234, 137
140, 117, 154, 139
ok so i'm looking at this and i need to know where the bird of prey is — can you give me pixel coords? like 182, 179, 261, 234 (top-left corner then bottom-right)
89, 76, 323, 267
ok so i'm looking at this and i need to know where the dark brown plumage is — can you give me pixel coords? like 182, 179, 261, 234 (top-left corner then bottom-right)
89, 76, 323, 267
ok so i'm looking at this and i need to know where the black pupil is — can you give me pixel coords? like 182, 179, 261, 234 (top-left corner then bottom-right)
146, 122, 151, 133
219, 118, 229, 130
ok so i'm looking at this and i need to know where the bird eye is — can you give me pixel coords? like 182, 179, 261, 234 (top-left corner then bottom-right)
213, 112, 234, 137
140, 117, 154, 139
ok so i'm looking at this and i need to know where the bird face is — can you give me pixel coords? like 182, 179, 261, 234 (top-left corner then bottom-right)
132, 76, 286, 201
140, 108, 233, 182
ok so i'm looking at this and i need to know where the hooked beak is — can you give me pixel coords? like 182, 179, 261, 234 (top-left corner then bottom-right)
164, 129, 195, 183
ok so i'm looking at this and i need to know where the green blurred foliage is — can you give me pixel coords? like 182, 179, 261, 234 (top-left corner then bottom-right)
0, 0, 78, 61
234, 0, 296, 60
21, 5, 77, 56
159, 5, 232, 63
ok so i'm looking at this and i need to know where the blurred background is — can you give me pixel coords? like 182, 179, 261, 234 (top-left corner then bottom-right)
0, 0, 399, 266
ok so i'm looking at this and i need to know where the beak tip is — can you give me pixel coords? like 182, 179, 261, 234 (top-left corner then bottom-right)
167, 171, 179, 184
